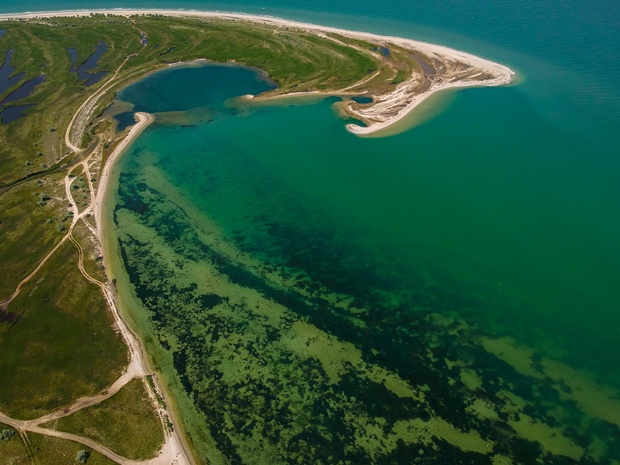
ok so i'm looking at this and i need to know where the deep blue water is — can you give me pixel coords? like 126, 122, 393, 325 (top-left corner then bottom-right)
0, 103, 35, 124
0, 50, 25, 95
0, 74, 45, 105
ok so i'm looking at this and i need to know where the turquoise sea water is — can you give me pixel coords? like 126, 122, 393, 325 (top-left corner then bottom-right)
6, 1, 620, 463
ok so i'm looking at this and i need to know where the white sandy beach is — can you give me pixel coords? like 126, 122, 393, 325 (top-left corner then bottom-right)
94, 111, 154, 240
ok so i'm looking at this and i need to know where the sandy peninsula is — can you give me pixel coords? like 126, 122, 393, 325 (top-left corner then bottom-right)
0, 9, 515, 135
94, 112, 153, 240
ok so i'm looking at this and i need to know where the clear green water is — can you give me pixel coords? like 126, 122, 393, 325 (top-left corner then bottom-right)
104, 60, 620, 464
3, 0, 619, 462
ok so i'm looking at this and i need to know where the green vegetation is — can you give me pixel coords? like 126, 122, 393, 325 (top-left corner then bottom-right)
45, 378, 164, 460
1, 426, 16, 441
391, 69, 407, 85
0, 241, 127, 419
0, 173, 69, 297
0, 423, 28, 465
76, 449, 91, 463
0, 424, 117, 465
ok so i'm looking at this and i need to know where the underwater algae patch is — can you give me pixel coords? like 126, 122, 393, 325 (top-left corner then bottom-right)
110, 158, 620, 465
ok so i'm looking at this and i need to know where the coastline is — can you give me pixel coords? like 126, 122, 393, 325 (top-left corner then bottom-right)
1, 10, 514, 464
0, 8, 516, 135
3, 5, 620, 465
95, 111, 198, 465
94, 111, 153, 241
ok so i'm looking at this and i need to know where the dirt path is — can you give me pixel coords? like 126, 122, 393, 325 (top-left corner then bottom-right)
0, 412, 133, 465
0, 110, 191, 465
2, 26, 194, 465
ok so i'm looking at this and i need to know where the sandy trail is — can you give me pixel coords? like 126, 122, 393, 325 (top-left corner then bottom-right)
0, 410, 138, 465
0, 110, 190, 465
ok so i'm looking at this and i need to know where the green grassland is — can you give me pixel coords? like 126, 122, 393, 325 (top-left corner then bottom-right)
0, 240, 127, 419
0, 424, 29, 465
0, 172, 68, 297
0, 423, 118, 465
122, 16, 377, 92
0, 13, 429, 462
44, 378, 164, 460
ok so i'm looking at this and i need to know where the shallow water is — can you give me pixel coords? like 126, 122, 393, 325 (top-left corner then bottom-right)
105, 61, 620, 464
3, 0, 620, 463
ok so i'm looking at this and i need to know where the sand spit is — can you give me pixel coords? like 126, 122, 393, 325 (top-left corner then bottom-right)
0, 9, 515, 135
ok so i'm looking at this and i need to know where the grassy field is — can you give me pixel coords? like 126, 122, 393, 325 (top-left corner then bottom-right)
44, 378, 164, 460
0, 12, 429, 462
0, 241, 127, 420
0, 172, 68, 297
0, 422, 118, 465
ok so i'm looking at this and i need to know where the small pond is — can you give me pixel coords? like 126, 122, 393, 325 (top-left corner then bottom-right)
0, 50, 26, 95
68, 40, 109, 86
0, 104, 35, 124
1, 74, 45, 106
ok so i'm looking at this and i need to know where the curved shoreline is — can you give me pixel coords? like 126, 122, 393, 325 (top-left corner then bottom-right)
1, 10, 514, 464
94, 111, 154, 241
95, 112, 197, 465
0, 8, 515, 135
